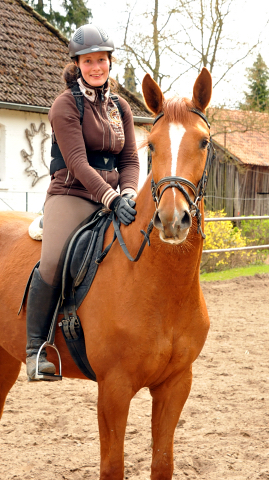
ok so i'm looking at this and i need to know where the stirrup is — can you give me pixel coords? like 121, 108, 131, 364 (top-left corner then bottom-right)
31, 341, 62, 381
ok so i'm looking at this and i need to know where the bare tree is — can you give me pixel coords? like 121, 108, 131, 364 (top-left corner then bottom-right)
174, 0, 261, 88
121, 0, 191, 93
119, 0, 265, 94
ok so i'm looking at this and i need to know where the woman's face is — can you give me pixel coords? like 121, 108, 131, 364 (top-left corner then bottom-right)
77, 51, 110, 87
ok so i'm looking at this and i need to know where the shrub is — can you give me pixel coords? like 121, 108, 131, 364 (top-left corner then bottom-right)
240, 217, 269, 266
201, 210, 251, 272
240, 218, 269, 246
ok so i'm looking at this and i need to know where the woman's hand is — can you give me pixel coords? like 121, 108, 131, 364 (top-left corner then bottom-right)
110, 195, 137, 225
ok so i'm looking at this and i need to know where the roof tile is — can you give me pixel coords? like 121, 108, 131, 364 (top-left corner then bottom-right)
209, 108, 269, 167
0, 0, 151, 118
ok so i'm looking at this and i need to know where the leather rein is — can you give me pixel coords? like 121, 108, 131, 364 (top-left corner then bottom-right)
151, 108, 216, 238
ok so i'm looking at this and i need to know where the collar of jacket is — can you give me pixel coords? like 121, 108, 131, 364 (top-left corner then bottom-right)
77, 77, 110, 103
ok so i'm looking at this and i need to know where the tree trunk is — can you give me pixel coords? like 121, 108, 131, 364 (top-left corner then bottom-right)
152, 0, 160, 85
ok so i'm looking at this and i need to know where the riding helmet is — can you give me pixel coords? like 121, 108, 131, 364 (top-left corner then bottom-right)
69, 24, 114, 58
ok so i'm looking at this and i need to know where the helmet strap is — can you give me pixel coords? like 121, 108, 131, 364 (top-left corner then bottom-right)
79, 75, 110, 91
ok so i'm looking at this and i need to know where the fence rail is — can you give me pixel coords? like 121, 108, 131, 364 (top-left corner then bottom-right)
203, 215, 269, 254
0, 192, 45, 213
204, 215, 269, 222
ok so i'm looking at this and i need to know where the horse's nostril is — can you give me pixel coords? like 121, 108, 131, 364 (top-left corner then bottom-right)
154, 208, 192, 235
181, 211, 191, 229
153, 211, 163, 230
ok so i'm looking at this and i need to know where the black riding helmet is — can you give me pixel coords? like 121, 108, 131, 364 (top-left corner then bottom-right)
69, 24, 114, 58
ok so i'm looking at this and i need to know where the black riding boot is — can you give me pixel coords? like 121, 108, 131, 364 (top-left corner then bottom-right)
26, 268, 59, 381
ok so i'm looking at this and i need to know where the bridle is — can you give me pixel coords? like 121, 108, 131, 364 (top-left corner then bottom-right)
95, 108, 216, 265
151, 108, 216, 238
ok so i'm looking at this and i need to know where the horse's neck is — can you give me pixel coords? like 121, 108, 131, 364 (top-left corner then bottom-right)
136, 174, 155, 222
121, 174, 155, 248
116, 174, 203, 287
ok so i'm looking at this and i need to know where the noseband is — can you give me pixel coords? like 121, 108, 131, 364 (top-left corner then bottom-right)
151, 108, 216, 238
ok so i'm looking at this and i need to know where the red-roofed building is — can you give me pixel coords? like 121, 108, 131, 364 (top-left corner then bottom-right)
206, 109, 269, 216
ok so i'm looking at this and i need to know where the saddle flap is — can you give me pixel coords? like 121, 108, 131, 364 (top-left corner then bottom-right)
70, 229, 97, 287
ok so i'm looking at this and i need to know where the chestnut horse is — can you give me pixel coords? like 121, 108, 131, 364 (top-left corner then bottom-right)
0, 68, 212, 479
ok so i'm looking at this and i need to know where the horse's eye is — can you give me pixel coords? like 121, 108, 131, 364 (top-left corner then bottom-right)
148, 143, 154, 152
201, 139, 209, 149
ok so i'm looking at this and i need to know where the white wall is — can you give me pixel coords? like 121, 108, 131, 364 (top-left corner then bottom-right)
134, 125, 149, 191
0, 109, 149, 213
0, 109, 51, 212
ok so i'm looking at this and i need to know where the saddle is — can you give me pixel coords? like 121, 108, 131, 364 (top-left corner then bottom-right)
58, 209, 113, 381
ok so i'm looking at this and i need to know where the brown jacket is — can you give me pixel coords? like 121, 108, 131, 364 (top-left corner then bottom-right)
47, 83, 140, 207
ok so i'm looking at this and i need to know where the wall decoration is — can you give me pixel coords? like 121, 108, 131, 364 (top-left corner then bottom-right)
21, 122, 50, 186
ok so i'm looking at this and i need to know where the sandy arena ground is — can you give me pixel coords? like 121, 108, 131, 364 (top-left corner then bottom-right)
0, 274, 268, 480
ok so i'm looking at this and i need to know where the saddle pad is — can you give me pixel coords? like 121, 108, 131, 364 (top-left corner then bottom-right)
28, 215, 43, 240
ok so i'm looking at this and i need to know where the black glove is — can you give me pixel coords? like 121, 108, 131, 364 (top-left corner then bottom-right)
122, 193, 136, 209
110, 195, 137, 225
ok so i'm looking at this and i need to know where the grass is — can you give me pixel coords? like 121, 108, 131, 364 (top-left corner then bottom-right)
200, 264, 269, 282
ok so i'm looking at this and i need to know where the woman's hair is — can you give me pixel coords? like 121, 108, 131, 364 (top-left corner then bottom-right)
62, 52, 116, 89
62, 61, 80, 88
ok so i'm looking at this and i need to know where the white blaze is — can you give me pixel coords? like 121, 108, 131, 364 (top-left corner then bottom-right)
169, 123, 186, 202
169, 123, 186, 176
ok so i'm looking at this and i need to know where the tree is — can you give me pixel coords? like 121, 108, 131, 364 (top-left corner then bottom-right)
25, 0, 48, 18
25, 0, 92, 36
122, 0, 185, 92
60, 0, 92, 36
240, 54, 269, 112
120, 0, 262, 94
173, 0, 261, 88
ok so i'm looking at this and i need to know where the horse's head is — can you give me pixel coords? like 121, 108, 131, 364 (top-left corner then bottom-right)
142, 68, 213, 245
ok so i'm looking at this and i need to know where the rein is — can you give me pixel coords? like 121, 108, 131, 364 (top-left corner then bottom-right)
96, 214, 153, 264
151, 108, 216, 238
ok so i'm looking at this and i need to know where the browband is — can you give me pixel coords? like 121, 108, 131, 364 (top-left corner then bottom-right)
152, 108, 210, 129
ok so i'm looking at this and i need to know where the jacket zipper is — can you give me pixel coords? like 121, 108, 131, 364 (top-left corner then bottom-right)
99, 87, 110, 151
65, 170, 70, 183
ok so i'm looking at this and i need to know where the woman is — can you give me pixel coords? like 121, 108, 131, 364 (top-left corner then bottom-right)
26, 24, 140, 381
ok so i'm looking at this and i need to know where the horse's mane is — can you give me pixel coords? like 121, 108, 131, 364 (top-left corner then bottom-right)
138, 96, 195, 151
162, 96, 194, 125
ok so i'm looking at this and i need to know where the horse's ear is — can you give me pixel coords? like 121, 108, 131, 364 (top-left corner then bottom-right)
142, 73, 164, 115
192, 67, 212, 112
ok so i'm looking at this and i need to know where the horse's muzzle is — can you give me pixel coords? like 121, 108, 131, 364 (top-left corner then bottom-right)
153, 207, 192, 244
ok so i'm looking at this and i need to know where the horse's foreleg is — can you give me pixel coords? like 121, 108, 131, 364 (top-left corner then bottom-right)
149, 366, 193, 480
97, 376, 133, 480
0, 346, 21, 419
